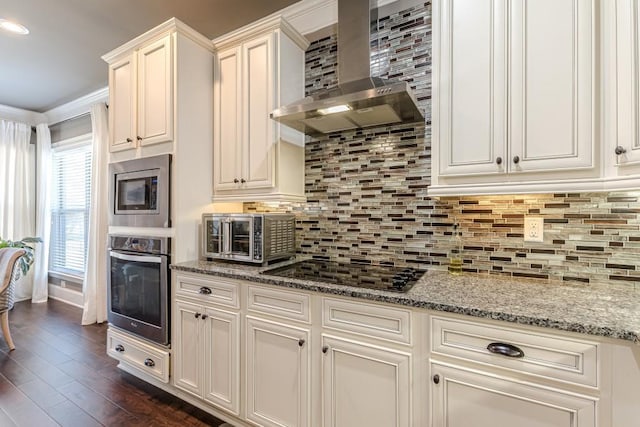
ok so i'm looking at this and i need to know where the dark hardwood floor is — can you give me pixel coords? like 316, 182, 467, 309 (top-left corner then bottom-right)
0, 299, 225, 426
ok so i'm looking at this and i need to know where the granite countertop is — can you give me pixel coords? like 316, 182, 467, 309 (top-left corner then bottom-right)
171, 259, 640, 345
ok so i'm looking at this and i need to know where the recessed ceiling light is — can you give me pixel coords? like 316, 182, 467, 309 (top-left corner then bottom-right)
0, 19, 29, 35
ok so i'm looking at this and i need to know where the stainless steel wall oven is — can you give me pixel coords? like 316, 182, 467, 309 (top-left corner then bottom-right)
107, 235, 170, 346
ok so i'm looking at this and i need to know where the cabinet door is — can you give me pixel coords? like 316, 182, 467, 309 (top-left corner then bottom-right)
137, 34, 173, 146
435, 0, 507, 176
246, 316, 310, 427
430, 363, 596, 427
214, 46, 243, 190
242, 34, 275, 189
108, 53, 137, 152
322, 335, 411, 427
614, 0, 640, 165
509, 0, 594, 172
203, 307, 240, 415
173, 300, 203, 397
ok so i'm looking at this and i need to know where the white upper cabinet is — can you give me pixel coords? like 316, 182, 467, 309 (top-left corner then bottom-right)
431, 0, 597, 195
137, 36, 173, 147
213, 16, 309, 202
605, 0, 640, 182
107, 34, 173, 152
509, 0, 594, 173
103, 18, 214, 165
436, 0, 507, 177
242, 34, 276, 190
109, 53, 137, 152
215, 46, 242, 191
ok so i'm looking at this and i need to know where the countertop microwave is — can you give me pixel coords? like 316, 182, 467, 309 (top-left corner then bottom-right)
201, 213, 295, 264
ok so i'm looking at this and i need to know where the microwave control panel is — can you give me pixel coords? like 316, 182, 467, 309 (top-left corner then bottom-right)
253, 217, 263, 260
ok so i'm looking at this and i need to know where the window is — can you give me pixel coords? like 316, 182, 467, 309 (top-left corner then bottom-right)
49, 135, 92, 279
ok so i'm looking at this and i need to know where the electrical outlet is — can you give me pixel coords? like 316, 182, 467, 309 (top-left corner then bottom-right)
524, 217, 544, 242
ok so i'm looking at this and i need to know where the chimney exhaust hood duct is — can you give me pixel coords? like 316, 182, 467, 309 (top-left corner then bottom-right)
270, 0, 424, 136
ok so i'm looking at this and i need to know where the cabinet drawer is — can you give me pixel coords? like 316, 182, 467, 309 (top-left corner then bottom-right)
322, 298, 412, 345
431, 316, 599, 387
175, 273, 239, 308
107, 328, 170, 383
247, 285, 310, 323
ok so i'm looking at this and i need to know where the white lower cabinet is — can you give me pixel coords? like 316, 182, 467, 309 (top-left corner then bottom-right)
430, 362, 596, 427
173, 299, 240, 416
321, 335, 412, 427
167, 275, 639, 427
429, 314, 600, 427
246, 316, 310, 427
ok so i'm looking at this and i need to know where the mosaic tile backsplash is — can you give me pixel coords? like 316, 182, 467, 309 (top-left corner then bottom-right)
246, 1, 640, 286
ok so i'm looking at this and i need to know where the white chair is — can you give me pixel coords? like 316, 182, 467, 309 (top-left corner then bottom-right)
0, 247, 26, 350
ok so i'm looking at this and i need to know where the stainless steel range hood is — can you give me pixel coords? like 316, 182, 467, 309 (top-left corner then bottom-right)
270, 0, 424, 136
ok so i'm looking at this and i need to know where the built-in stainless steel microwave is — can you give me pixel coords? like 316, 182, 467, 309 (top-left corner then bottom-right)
108, 154, 171, 228
201, 213, 295, 264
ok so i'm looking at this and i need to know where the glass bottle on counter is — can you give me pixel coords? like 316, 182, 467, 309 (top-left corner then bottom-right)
449, 223, 463, 275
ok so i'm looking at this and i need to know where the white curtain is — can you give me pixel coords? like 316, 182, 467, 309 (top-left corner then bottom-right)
81, 104, 109, 325
0, 120, 35, 300
32, 123, 52, 303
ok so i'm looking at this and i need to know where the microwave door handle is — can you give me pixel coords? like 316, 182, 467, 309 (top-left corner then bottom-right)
223, 220, 231, 255
110, 251, 162, 264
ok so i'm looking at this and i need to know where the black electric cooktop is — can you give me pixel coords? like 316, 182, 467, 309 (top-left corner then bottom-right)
261, 260, 425, 293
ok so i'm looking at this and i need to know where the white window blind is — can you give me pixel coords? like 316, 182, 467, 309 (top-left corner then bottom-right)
50, 137, 92, 278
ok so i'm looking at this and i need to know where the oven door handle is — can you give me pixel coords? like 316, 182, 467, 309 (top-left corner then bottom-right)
110, 251, 163, 264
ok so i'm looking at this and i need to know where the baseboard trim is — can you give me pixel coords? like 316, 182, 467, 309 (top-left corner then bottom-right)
48, 284, 84, 308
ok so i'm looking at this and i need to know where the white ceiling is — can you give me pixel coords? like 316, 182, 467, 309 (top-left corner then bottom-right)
0, 0, 299, 113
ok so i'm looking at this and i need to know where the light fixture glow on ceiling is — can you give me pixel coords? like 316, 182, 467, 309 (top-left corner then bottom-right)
318, 105, 351, 115
0, 19, 29, 35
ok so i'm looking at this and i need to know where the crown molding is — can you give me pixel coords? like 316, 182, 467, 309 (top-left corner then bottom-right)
280, 0, 397, 35
212, 0, 398, 50
0, 104, 46, 126
45, 87, 109, 125
281, 0, 336, 35
213, 15, 309, 51
102, 17, 213, 64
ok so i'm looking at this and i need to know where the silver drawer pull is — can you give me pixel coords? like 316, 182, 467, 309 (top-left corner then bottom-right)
144, 358, 155, 367
487, 342, 525, 358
